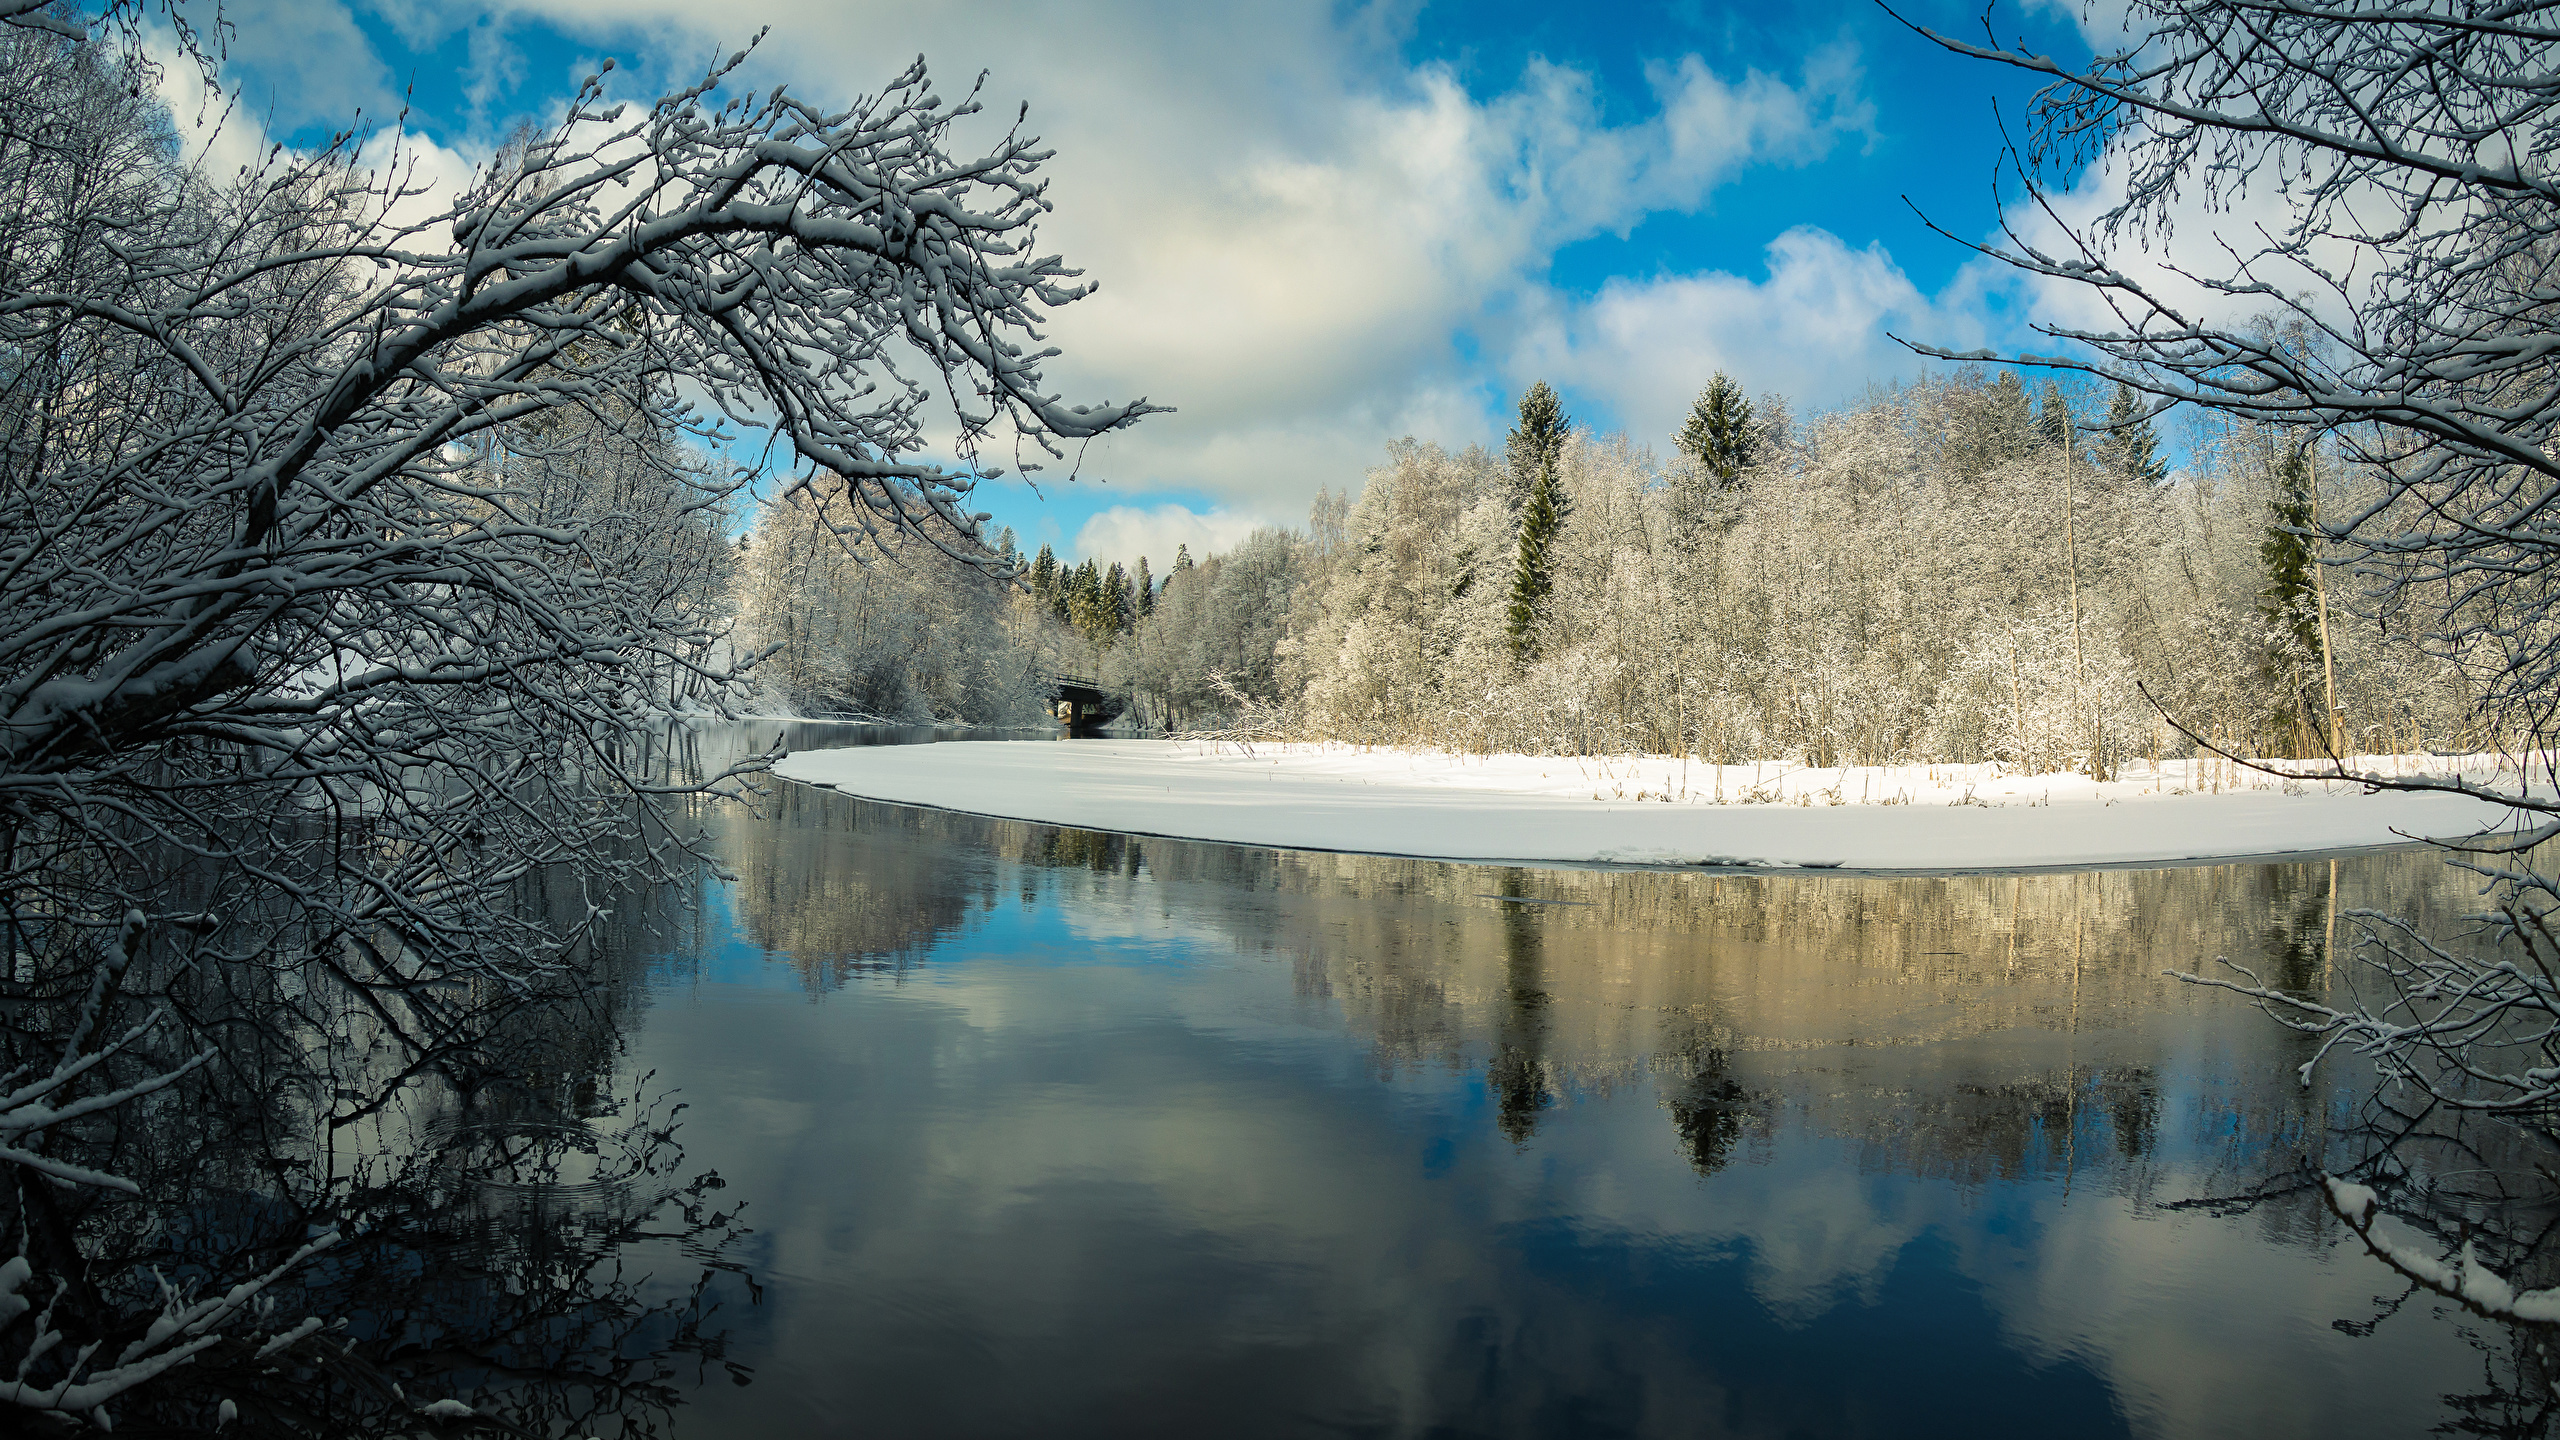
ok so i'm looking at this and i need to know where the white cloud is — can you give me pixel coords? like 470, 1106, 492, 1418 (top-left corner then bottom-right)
1522, 225, 1998, 444
212, 0, 399, 131
2020, 0, 2146, 51
462, 0, 1881, 514
171, 0, 2172, 523
1071, 504, 1272, 568
153, 15, 489, 233
152, 38, 269, 183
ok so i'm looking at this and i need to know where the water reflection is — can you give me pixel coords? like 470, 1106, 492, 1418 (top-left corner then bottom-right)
0, 719, 778, 1437
634, 728, 2536, 1440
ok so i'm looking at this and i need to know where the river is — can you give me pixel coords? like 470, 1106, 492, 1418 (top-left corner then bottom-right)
317, 722, 2560, 1438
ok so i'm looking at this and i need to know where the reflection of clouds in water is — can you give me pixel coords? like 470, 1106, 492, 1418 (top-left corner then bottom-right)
638, 955, 2452, 1438
1983, 1190, 2470, 1438
669, 751, 2506, 1436
1526, 1095, 2464, 1437
1056, 902, 1244, 956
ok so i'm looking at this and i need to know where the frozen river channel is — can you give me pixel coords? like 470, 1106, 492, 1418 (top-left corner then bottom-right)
557, 722, 2537, 1439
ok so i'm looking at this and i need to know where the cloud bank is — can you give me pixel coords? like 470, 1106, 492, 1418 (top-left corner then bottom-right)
155, 0, 2232, 550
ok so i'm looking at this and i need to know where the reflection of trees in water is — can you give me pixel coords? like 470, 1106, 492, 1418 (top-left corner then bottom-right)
1100, 833, 2473, 1197
1839, 1066, 2162, 1188
718, 787, 1168, 991
719, 786, 995, 988
0, 965, 756, 1436
95, 1087, 755, 1437
738, 790, 2487, 1196
1488, 870, 1555, 1144
1656, 1015, 1763, 1177
0, 733, 755, 1433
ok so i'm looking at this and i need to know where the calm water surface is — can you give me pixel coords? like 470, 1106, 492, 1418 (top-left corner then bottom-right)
573, 724, 2525, 1439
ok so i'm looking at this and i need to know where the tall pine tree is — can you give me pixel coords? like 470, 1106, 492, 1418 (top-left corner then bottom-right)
1065, 558, 1098, 630
2259, 445, 2325, 718
1504, 380, 1572, 519
1135, 555, 1154, 617
1504, 381, 1573, 663
1674, 373, 1758, 487
2036, 379, 2073, 451
1671, 373, 1757, 545
1030, 543, 1058, 604
1103, 561, 1133, 635
1988, 370, 2036, 450
2094, 382, 2168, 485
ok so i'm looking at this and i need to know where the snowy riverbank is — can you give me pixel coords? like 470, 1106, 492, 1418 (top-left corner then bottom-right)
769, 740, 2530, 871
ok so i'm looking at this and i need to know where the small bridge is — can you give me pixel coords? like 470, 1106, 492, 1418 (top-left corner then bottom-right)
1047, 675, 1127, 733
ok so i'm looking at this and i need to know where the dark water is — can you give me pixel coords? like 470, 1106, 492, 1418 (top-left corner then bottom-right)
526, 724, 2531, 1439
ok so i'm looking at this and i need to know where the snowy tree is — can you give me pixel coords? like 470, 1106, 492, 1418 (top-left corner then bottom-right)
2036, 379, 2073, 451
1910, 0, 2560, 1306
1030, 544, 1061, 608
1104, 561, 1134, 636
1268, 371, 2460, 771
1904, 0, 2560, 756
1131, 528, 1307, 727
1504, 384, 1573, 661
1673, 374, 1758, 487
2094, 383, 2167, 487
734, 479, 1044, 721
1942, 371, 2041, 480
2258, 446, 2325, 727
1669, 374, 1757, 548
0, 15, 1155, 1421
1503, 381, 1572, 519
1308, 485, 1350, 555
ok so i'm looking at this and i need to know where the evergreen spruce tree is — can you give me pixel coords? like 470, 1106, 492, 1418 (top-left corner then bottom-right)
2259, 446, 2325, 714
1504, 381, 1573, 662
1135, 556, 1154, 618
1504, 380, 1572, 519
2094, 382, 2168, 485
1673, 373, 1758, 487
1064, 558, 1097, 629
1172, 543, 1193, 576
1030, 543, 1057, 604
1989, 371, 2037, 457
2036, 379, 2073, 450
1670, 373, 1757, 545
1104, 561, 1132, 635
1948, 370, 2042, 478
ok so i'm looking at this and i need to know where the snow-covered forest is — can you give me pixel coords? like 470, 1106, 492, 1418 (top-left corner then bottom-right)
956, 369, 2462, 774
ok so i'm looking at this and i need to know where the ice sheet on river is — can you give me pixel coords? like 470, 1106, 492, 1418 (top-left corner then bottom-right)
769, 740, 2525, 871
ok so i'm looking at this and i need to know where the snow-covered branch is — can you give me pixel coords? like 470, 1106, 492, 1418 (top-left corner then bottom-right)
2324, 1175, 2560, 1325
0, 16, 1158, 1422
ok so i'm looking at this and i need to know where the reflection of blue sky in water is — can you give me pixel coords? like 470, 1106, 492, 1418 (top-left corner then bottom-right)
618, 807, 2486, 1439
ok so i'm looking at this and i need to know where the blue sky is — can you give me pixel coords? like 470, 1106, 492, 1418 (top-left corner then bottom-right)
169, 0, 2123, 563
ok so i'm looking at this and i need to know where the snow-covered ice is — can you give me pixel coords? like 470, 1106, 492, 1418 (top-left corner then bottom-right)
769, 740, 2527, 871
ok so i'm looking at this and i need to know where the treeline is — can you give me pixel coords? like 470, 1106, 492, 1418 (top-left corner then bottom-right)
732, 480, 1043, 721
1103, 369, 2478, 769
732, 365, 2479, 768
732, 477, 1320, 727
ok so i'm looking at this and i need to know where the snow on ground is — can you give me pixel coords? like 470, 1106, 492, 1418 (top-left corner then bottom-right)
770, 740, 2529, 871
